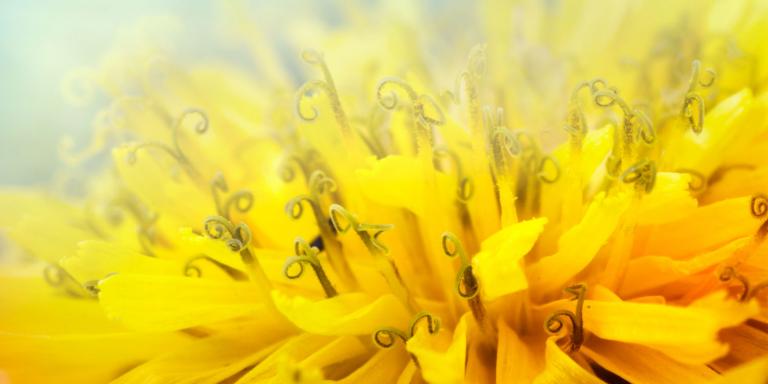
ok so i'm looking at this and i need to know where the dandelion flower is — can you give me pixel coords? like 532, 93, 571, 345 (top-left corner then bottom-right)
3, 1, 768, 383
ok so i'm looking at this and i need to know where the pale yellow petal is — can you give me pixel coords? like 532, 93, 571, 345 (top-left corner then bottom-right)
532, 337, 602, 384
497, 319, 544, 382
473, 218, 546, 300
98, 274, 267, 332
620, 237, 750, 297
582, 337, 717, 383
112, 320, 294, 384
62, 240, 182, 284
271, 291, 410, 335
528, 191, 631, 295
406, 315, 468, 384
583, 292, 759, 364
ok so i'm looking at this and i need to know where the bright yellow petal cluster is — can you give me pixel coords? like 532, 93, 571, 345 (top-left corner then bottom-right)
3, 1, 768, 383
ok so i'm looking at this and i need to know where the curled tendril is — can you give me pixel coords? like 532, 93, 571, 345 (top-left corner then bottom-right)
682, 93, 705, 134
433, 147, 475, 202
223, 191, 254, 218
125, 142, 184, 166
718, 266, 751, 302
285, 196, 315, 220
564, 78, 610, 138
44, 265, 92, 299
295, 80, 334, 122
283, 237, 337, 297
373, 327, 409, 348
409, 311, 441, 336
676, 169, 707, 193
545, 284, 586, 352
125, 108, 209, 176
300, 49, 324, 66
681, 61, 715, 135
493, 128, 522, 157
44, 264, 66, 287
752, 194, 768, 217
594, 89, 655, 145
278, 154, 308, 183
372, 311, 440, 349
284, 171, 336, 222
329, 204, 393, 253
175, 108, 209, 136
308, 170, 337, 195
751, 194, 768, 239
537, 156, 561, 184
377, 77, 418, 110
184, 255, 249, 281
376, 78, 445, 126
441, 232, 479, 299
210, 172, 254, 220
633, 110, 656, 144
202, 216, 252, 253
688, 60, 716, 90
621, 160, 657, 193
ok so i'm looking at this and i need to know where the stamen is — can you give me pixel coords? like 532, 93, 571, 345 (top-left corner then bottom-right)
109, 193, 158, 256
372, 311, 440, 349
681, 60, 716, 134
593, 88, 655, 158
409, 311, 441, 336
184, 255, 249, 281
295, 49, 354, 142
43, 264, 93, 299
210, 172, 254, 220
563, 78, 609, 143
441, 232, 478, 299
125, 108, 209, 177
621, 160, 657, 193
283, 237, 338, 298
718, 266, 751, 302
545, 284, 587, 352
203, 215, 274, 293
377, 78, 446, 127
329, 204, 415, 311
676, 168, 707, 193
492, 128, 522, 158
203, 216, 253, 253
682, 93, 705, 134
751, 194, 768, 239
537, 155, 561, 184
373, 327, 409, 348
278, 154, 310, 183
433, 147, 474, 202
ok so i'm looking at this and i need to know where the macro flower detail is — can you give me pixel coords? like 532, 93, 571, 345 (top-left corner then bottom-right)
3, 1, 768, 383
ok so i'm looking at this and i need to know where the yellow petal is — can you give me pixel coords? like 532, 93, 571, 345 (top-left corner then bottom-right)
708, 355, 768, 384
406, 315, 468, 384
582, 337, 717, 383
583, 292, 759, 364
473, 218, 547, 300
0, 331, 190, 384
112, 320, 294, 384
497, 318, 544, 382
98, 274, 267, 332
528, 191, 631, 295
271, 291, 410, 335
62, 240, 182, 284
635, 172, 698, 226
355, 155, 453, 217
636, 196, 761, 259
620, 237, 750, 297
532, 337, 602, 384
713, 322, 768, 372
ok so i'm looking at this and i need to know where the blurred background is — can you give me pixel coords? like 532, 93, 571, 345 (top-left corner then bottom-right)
0, 0, 215, 186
